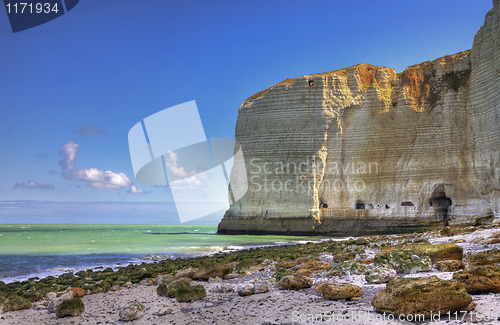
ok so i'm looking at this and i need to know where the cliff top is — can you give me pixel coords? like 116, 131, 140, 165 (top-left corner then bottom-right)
242, 50, 472, 109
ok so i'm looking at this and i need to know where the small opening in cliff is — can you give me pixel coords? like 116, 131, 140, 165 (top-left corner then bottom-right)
385, 204, 390, 209
401, 202, 414, 207
309, 80, 314, 86
320, 202, 328, 208
355, 201, 365, 209
429, 184, 452, 226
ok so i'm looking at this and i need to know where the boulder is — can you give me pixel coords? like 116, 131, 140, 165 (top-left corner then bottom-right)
303, 260, 332, 271
175, 267, 198, 279
278, 275, 313, 290
402, 256, 432, 274
119, 303, 145, 321
3, 297, 32, 312
192, 263, 233, 280
249, 265, 265, 272
70, 287, 86, 298
365, 266, 397, 284
155, 273, 176, 285
296, 257, 309, 264
374, 249, 412, 273
485, 238, 500, 244
436, 260, 465, 272
453, 265, 500, 293
166, 278, 191, 298
322, 284, 363, 301
411, 243, 463, 263
56, 298, 85, 318
212, 283, 235, 293
254, 280, 270, 294
295, 268, 313, 276
358, 258, 374, 265
332, 252, 356, 263
314, 282, 333, 294
471, 237, 484, 244
466, 248, 500, 268
371, 276, 474, 318
237, 283, 254, 296
332, 261, 367, 275
48, 291, 73, 313
175, 285, 207, 302
276, 261, 297, 268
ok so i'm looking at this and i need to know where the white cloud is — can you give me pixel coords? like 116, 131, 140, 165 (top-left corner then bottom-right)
127, 185, 145, 194
14, 180, 54, 190
169, 175, 203, 191
59, 141, 79, 170
58, 141, 146, 194
165, 150, 189, 178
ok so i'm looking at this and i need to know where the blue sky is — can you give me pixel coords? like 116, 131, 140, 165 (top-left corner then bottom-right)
0, 0, 493, 224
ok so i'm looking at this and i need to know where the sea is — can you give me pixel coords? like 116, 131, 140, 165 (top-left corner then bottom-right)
0, 224, 334, 283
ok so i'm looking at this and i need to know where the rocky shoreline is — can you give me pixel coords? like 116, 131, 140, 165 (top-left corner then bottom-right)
2, 223, 500, 324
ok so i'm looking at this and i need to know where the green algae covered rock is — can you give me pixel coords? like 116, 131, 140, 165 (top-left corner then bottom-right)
3, 297, 32, 312
166, 277, 191, 298
175, 285, 207, 302
56, 297, 85, 317
402, 256, 432, 274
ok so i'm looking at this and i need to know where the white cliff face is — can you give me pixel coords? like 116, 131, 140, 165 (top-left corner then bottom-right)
218, 1, 500, 236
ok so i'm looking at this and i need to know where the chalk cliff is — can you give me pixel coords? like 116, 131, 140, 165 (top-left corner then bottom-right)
218, 0, 500, 236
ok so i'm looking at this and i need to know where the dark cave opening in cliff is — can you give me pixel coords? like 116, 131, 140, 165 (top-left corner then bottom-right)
429, 186, 453, 226
356, 202, 365, 209
309, 80, 314, 86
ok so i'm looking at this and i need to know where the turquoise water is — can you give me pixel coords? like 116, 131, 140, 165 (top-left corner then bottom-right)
0, 224, 333, 282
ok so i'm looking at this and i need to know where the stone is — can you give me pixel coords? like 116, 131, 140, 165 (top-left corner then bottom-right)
237, 283, 254, 296
314, 282, 333, 294
472, 237, 484, 243
332, 261, 367, 275
208, 276, 223, 283
371, 276, 473, 318
365, 266, 397, 284
374, 249, 412, 273
46, 292, 57, 300
303, 260, 332, 271
119, 303, 145, 321
3, 297, 32, 312
212, 283, 235, 293
70, 287, 86, 298
326, 270, 343, 277
278, 275, 313, 290
276, 261, 297, 268
218, 1, 500, 237
192, 263, 233, 280
358, 258, 374, 265
56, 298, 85, 318
454, 239, 466, 243
332, 252, 356, 263
48, 291, 73, 313
296, 257, 309, 264
249, 265, 265, 272
175, 267, 198, 279
485, 238, 500, 244
402, 256, 432, 274
436, 260, 465, 272
175, 285, 207, 302
254, 280, 271, 294
165, 278, 191, 298
295, 268, 313, 276
441, 226, 453, 236
466, 248, 500, 268
322, 284, 363, 301
453, 265, 500, 293
410, 243, 463, 264
155, 273, 176, 285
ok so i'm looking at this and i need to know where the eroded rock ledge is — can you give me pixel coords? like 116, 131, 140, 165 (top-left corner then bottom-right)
219, 1, 500, 236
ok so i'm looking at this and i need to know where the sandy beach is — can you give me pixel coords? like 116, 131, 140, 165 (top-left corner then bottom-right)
3, 225, 500, 325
